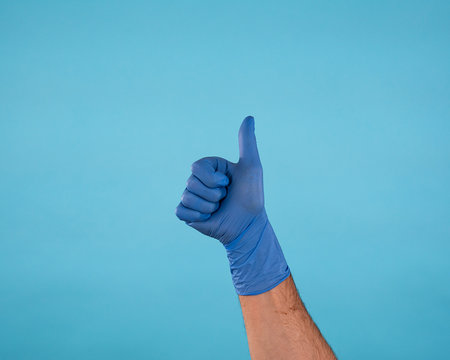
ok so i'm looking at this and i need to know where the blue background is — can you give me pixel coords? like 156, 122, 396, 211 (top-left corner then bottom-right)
1, 1, 449, 359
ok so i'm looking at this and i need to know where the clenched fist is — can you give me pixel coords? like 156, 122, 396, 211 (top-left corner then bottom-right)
176, 116, 264, 245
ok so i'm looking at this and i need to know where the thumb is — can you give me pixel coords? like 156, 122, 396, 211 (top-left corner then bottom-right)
238, 116, 261, 164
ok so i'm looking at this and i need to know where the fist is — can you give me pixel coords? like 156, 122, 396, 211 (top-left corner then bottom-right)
175, 116, 265, 245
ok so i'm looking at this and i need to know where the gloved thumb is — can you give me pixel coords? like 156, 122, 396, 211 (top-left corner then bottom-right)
238, 116, 261, 165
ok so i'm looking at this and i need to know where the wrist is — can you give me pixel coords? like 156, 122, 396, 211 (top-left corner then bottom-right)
224, 211, 290, 295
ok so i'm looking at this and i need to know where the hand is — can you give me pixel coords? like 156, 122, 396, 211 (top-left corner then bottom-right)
175, 116, 290, 295
175, 116, 265, 245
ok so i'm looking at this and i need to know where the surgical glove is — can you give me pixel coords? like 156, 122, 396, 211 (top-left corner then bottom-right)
175, 116, 290, 295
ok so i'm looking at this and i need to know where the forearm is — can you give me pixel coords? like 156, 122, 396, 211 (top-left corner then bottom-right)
239, 275, 336, 360
225, 214, 335, 358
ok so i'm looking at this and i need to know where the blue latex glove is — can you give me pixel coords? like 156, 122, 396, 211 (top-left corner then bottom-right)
175, 116, 290, 295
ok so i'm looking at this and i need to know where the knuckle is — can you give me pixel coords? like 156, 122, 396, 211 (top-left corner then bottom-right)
180, 192, 190, 206
186, 178, 194, 191
182, 193, 199, 209
190, 161, 200, 172
211, 189, 221, 202
191, 158, 205, 172
209, 202, 218, 213
193, 211, 203, 221
205, 203, 213, 213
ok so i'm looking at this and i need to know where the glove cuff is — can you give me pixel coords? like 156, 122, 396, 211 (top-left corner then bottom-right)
224, 212, 290, 295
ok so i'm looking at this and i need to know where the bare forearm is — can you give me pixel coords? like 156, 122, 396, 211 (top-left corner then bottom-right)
239, 275, 336, 360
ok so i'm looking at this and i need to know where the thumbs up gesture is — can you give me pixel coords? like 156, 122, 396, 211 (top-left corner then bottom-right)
175, 116, 264, 245
176, 116, 290, 295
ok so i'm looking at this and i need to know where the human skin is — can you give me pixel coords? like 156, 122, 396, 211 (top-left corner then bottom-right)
239, 275, 336, 359
176, 116, 336, 358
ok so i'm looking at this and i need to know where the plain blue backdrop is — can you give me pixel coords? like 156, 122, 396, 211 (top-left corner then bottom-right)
1, 1, 449, 359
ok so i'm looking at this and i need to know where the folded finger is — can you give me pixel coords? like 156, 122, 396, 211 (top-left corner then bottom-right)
175, 203, 210, 222
181, 189, 219, 214
191, 158, 229, 188
186, 175, 227, 203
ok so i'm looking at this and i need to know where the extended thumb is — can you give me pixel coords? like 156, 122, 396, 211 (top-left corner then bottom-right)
238, 116, 260, 164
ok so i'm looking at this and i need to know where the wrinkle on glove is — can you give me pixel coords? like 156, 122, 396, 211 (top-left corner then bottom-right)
225, 211, 290, 295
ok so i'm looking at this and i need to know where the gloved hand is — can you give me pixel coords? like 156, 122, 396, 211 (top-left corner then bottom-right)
175, 116, 290, 295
